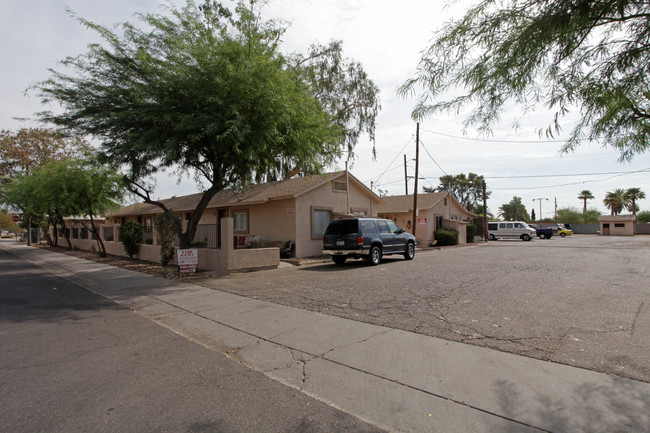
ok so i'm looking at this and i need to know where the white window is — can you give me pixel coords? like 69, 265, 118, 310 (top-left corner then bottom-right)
234, 212, 247, 232
312, 209, 332, 238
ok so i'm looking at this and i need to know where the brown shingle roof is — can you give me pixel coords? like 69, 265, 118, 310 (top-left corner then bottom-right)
109, 171, 379, 217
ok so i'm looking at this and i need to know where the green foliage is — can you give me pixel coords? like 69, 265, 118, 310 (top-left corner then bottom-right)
603, 188, 629, 215
288, 41, 381, 164
498, 196, 529, 222
577, 190, 595, 213
556, 207, 583, 224
583, 209, 601, 224
190, 239, 207, 248
422, 173, 490, 213
121, 221, 142, 258
624, 187, 646, 215
473, 204, 494, 219
636, 210, 650, 223
34, 0, 380, 249
0, 208, 20, 233
434, 229, 458, 246
2, 158, 124, 252
154, 213, 178, 266
466, 224, 477, 243
399, 0, 650, 160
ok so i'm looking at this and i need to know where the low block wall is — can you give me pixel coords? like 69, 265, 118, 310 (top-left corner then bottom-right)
229, 247, 279, 271
56, 217, 280, 273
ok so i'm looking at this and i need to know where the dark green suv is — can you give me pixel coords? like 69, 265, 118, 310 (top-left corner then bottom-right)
322, 217, 416, 265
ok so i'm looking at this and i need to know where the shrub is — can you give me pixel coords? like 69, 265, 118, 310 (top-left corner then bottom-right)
121, 221, 142, 258
190, 240, 207, 248
434, 228, 458, 246
466, 224, 477, 243
636, 210, 650, 223
154, 213, 177, 266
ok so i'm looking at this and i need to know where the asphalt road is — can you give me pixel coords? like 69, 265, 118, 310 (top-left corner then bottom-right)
198, 235, 650, 383
0, 246, 385, 433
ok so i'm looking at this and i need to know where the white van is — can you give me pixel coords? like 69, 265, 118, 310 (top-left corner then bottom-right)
487, 221, 536, 241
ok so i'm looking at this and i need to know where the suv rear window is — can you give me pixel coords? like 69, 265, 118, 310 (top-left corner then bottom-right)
324, 219, 358, 236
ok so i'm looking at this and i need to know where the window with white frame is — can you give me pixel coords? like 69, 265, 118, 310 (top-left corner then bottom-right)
233, 211, 248, 232
312, 208, 332, 238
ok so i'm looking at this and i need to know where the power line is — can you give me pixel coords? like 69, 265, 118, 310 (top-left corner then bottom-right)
421, 128, 568, 143
419, 140, 449, 177
365, 136, 413, 185
418, 151, 621, 165
487, 168, 650, 179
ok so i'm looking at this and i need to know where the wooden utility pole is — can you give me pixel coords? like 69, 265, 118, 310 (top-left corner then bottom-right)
345, 160, 350, 215
412, 123, 420, 236
482, 180, 488, 242
403, 154, 409, 195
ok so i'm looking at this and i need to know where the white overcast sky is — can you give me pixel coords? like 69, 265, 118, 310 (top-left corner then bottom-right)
2, 0, 649, 217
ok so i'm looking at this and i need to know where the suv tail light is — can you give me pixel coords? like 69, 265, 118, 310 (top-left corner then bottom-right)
356, 236, 364, 246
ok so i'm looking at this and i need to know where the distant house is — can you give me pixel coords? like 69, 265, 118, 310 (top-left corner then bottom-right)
598, 215, 635, 236
106, 171, 383, 260
377, 192, 477, 245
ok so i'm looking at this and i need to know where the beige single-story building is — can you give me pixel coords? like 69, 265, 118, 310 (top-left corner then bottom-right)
377, 192, 477, 245
106, 171, 383, 260
598, 215, 636, 236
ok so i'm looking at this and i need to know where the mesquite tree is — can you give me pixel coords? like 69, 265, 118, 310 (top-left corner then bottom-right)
34, 0, 380, 249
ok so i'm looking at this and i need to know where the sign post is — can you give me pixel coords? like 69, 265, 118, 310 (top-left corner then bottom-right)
177, 249, 198, 274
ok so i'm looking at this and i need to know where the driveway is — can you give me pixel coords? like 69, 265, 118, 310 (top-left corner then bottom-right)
198, 235, 650, 383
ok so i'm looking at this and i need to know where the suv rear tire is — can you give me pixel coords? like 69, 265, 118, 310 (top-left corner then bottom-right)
367, 245, 382, 265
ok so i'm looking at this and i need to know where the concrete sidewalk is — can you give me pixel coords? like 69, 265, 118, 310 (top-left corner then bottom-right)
4, 241, 649, 433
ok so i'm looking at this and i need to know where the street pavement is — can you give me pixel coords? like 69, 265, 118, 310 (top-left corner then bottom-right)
0, 244, 385, 433
2, 240, 649, 433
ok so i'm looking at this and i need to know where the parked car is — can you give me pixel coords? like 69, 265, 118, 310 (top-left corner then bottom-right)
322, 217, 416, 265
487, 221, 536, 241
528, 224, 553, 239
552, 224, 573, 237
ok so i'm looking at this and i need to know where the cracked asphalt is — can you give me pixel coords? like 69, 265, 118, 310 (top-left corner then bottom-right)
197, 235, 650, 383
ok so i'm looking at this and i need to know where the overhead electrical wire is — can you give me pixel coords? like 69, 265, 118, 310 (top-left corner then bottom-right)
421, 128, 569, 143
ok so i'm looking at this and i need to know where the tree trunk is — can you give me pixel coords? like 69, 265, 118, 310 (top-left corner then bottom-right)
59, 217, 73, 249
178, 186, 221, 249
86, 213, 106, 257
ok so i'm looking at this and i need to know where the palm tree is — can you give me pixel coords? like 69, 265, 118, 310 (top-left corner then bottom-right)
577, 190, 594, 214
498, 196, 529, 221
603, 188, 629, 215
624, 187, 646, 217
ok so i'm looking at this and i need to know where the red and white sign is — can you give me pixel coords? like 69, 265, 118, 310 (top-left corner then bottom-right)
418, 217, 427, 226
177, 249, 198, 273
11, 215, 20, 223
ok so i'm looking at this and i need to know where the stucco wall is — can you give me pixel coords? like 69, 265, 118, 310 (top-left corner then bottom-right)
58, 218, 278, 272
295, 178, 378, 258
599, 215, 635, 236
239, 198, 296, 246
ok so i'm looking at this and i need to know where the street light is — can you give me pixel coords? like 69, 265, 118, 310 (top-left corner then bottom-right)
532, 198, 548, 221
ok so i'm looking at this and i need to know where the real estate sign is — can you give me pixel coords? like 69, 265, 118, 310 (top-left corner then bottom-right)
177, 249, 198, 273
